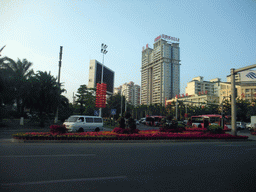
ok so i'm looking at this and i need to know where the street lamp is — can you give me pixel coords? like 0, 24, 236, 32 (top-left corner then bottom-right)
99, 43, 107, 117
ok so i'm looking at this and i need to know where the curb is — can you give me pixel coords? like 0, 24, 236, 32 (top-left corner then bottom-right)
4, 138, 252, 144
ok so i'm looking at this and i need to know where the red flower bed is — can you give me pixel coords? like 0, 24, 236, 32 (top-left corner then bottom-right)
251, 132, 256, 135
12, 129, 248, 140
159, 127, 185, 133
112, 127, 139, 134
185, 127, 230, 132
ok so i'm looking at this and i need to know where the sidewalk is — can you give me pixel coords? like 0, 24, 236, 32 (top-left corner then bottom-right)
236, 130, 256, 141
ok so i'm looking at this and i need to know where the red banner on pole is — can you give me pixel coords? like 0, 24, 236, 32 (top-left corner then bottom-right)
95, 83, 107, 108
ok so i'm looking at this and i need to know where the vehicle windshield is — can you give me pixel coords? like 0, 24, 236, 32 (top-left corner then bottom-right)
67, 117, 79, 122
146, 117, 153, 121
209, 117, 220, 123
192, 117, 204, 123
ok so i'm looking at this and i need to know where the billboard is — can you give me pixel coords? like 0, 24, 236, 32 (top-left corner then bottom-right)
95, 62, 114, 94
240, 70, 256, 82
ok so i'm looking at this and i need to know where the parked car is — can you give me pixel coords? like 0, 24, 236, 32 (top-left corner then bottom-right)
246, 123, 256, 131
178, 121, 186, 126
236, 122, 246, 130
139, 118, 146, 124
246, 123, 252, 129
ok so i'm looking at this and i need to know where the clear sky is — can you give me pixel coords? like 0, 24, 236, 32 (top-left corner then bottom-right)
1, 0, 256, 102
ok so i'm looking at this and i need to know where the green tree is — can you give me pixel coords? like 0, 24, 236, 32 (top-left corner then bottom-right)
0, 57, 16, 120
236, 98, 251, 122
26, 71, 63, 127
74, 85, 95, 115
247, 100, 256, 120
3, 58, 34, 117
222, 99, 231, 116
0, 57, 15, 107
58, 97, 74, 122
104, 93, 123, 119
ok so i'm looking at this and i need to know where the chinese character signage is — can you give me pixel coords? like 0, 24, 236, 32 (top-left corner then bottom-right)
154, 34, 180, 42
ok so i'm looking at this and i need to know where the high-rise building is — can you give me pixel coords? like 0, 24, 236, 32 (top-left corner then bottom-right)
141, 34, 180, 105
114, 82, 140, 107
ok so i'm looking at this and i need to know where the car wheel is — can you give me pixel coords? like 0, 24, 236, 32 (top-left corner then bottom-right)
95, 127, 100, 132
78, 128, 84, 132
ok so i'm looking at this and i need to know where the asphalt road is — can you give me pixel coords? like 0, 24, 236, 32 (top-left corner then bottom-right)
1, 141, 256, 192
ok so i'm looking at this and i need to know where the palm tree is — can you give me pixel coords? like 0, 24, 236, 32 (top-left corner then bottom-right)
26, 71, 64, 127
0, 57, 16, 120
4, 58, 34, 117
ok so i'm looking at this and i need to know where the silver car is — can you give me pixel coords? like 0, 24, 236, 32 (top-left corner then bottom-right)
236, 122, 246, 130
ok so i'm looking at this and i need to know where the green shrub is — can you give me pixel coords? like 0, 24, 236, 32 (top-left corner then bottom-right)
117, 117, 125, 129
124, 111, 131, 119
207, 125, 223, 134
178, 124, 185, 128
169, 118, 178, 129
50, 125, 67, 134
127, 117, 136, 130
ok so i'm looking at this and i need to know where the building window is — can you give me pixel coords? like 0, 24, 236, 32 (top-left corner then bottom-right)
89, 79, 92, 82
90, 66, 93, 69
245, 89, 250, 92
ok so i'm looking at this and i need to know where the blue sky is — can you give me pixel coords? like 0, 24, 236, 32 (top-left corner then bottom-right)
1, 0, 256, 102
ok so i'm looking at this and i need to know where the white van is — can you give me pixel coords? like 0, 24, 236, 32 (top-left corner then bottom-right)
63, 115, 104, 132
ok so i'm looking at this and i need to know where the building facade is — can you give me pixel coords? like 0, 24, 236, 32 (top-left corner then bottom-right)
141, 35, 180, 105
166, 94, 219, 107
114, 82, 141, 107
171, 74, 256, 106
226, 70, 256, 103
185, 77, 221, 96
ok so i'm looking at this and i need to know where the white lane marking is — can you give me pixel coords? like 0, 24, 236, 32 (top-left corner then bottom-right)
2, 176, 127, 186
0, 154, 95, 158
217, 145, 243, 147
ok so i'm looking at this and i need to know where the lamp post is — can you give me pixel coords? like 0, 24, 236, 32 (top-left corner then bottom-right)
99, 43, 107, 117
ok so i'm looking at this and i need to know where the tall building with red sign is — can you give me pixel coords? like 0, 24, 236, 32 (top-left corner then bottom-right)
141, 35, 180, 105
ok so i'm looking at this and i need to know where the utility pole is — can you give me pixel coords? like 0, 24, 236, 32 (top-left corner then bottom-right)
54, 46, 63, 124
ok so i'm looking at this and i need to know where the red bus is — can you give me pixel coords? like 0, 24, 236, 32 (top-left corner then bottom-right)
146, 115, 165, 126
191, 114, 230, 129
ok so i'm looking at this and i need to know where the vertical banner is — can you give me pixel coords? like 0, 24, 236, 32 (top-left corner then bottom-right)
95, 83, 107, 108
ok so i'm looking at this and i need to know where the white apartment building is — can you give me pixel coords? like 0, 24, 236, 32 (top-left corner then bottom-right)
185, 77, 221, 96
181, 74, 256, 105
114, 82, 140, 107
141, 35, 180, 105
